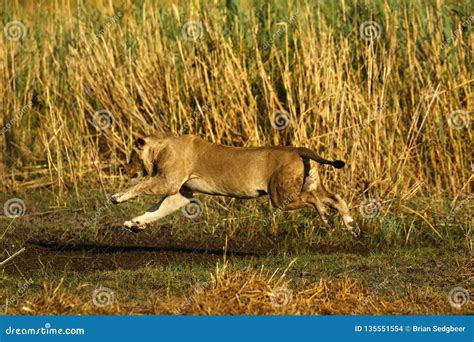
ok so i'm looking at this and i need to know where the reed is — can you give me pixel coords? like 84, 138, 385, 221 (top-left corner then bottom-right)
1, 0, 472, 203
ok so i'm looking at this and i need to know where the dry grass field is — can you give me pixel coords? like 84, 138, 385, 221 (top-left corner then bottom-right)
0, 0, 472, 314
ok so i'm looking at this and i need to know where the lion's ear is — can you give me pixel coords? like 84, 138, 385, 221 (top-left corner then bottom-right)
135, 137, 146, 149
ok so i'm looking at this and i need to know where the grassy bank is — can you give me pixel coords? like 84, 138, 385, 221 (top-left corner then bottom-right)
0, 189, 472, 314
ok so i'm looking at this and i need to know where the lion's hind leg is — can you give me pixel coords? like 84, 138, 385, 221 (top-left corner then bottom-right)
268, 159, 335, 231
315, 186, 360, 237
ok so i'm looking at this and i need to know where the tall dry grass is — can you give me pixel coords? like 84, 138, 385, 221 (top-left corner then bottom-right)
1, 0, 472, 204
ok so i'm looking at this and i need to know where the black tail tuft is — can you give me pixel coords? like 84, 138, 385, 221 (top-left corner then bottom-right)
332, 160, 345, 169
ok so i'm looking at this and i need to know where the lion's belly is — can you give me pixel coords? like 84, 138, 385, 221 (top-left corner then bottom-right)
183, 177, 267, 199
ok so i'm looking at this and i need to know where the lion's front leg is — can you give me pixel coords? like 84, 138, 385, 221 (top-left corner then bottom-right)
123, 192, 193, 232
110, 176, 179, 204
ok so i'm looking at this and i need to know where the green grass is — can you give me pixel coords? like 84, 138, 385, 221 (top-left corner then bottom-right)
0, 189, 471, 314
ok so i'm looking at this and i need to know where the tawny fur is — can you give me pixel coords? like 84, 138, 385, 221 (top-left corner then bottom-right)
111, 133, 359, 236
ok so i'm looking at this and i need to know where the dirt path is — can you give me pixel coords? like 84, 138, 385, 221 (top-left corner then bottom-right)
2, 224, 371, 276
3, 240, 261, 275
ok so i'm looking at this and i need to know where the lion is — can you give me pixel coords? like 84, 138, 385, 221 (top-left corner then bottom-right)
111, 132, 360, 237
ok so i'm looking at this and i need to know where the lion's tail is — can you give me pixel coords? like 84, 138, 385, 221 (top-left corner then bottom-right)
296, 148, 345, 169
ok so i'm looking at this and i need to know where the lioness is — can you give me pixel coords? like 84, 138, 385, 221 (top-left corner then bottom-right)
111, 132, 360, 236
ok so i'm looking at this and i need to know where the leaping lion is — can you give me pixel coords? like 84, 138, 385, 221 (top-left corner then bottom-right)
111, 132, 360, 237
